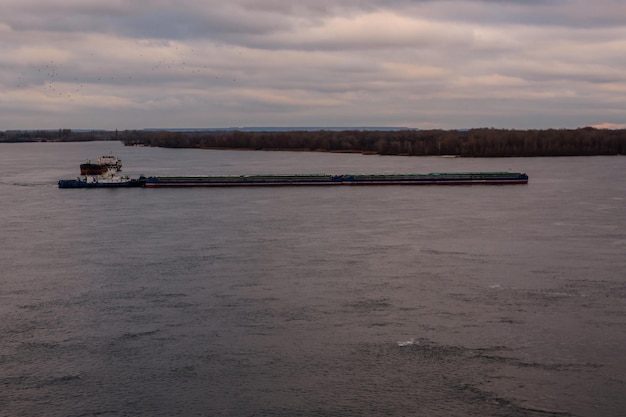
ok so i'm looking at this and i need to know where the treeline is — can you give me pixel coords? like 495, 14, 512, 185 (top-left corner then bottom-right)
0, 129, 118, 143
120, 127, 626, 157
3, 127, 625, 156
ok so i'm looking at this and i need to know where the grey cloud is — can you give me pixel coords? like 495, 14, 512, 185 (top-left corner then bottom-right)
1, 0, 625, 129
4, 3, 292, 40
5, 0, 623, 44
368, 0, 626, 30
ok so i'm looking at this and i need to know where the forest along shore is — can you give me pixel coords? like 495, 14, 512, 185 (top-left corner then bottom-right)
2, 127, 625, 157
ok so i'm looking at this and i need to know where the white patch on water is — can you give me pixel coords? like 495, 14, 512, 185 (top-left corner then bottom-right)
397, 338, 417, 347
544, 292, 574, 297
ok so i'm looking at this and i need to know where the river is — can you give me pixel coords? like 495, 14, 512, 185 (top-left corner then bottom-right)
1, 142, 624, 416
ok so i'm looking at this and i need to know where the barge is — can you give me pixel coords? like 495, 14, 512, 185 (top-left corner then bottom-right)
144, 172, 528, 187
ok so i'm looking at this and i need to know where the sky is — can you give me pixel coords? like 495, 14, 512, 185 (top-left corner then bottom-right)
1, 0, 625, 130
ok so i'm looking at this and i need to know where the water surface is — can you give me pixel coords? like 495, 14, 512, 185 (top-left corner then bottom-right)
1, 142, 625, 416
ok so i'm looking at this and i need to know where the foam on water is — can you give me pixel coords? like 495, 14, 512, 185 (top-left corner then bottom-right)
397, 338, 417, 347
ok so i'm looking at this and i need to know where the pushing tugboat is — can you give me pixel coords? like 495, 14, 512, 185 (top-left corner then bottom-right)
59, 156, 145, 188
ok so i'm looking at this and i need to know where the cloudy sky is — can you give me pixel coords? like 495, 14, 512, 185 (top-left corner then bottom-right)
1, 0, 625, 130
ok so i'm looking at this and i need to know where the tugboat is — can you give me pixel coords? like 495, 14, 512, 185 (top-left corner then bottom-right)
60, 156, 145, 188
79, 155, 122, 175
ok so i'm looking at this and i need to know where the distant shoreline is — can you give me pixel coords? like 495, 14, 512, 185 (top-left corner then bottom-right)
120, 127, 626, 157
2, 127, 625, 157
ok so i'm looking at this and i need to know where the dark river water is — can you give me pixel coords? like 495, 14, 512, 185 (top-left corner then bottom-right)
1, 142, 624, 417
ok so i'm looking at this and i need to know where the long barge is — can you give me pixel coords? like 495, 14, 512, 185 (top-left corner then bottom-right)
144, 172, 528, 187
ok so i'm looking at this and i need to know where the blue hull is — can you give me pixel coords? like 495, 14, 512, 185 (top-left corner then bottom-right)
58, 178, 146, 188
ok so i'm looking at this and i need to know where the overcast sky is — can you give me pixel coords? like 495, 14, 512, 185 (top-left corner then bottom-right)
1, 0, 625, 130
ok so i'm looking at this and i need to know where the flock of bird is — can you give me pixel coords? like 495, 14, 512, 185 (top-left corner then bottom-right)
16, 61, 82, 101
12, 48, 236, 103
